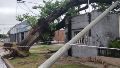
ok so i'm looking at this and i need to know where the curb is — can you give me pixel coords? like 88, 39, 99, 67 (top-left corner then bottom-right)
1, 57, 14, 68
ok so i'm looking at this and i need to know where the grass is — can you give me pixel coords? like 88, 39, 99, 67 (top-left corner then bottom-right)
8, 45, 95, 68
29, 45, 61, 53
52, 64, 94, 68
9, 54, 45, 68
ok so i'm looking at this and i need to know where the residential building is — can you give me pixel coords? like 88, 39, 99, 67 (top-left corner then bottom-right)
8, 21, 31, 43
66, 11, 120, 47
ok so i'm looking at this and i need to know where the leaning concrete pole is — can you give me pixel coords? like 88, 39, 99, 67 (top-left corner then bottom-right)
39, 1, 119, 68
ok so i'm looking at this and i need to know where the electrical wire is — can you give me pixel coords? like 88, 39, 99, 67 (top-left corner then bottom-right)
17, 3, 38, 16
17, 3, 30, 12
0, 24, 15, 25
27, 2, 39, 4
16, 0, 18, 16
23, 2, 38, 15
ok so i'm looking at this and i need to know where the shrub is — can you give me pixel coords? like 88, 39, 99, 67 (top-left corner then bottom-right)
108, 39, 120, 48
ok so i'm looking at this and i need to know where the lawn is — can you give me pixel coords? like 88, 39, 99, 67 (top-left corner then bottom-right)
8, 45, 95, 68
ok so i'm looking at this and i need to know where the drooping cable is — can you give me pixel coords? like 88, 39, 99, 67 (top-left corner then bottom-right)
16, 0, 38, 16
17, 3, 31, 12
23, 2, 38, 15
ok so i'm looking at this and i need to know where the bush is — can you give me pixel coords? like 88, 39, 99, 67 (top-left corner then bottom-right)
108, 39, 120, 48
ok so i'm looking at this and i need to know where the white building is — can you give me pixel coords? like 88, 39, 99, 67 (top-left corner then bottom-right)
66, 11, 120, 47
8, 21, 31, 43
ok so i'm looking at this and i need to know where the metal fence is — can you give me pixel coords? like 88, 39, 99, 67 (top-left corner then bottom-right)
98, 47, 120, 58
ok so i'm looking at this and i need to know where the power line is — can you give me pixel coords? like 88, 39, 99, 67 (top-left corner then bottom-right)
16, 0, 39, 16
0, 24, 16, 25
17, 2, 38, 15
26, 0, 40, 4
17, 3, 30, 12
27, 2, 39, 4
23, 2, 38, 15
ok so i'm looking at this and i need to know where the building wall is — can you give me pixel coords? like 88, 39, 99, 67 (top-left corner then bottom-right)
91, 12, 119, 46
8, 21, 31, 43
71, 11, 119, 47
9, 31, 29, 43
53, 29, 65, 43
9, 34, 16, 42
72, 45, 97, 57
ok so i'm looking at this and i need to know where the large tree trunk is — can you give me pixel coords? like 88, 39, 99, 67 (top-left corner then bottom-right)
4, 0, 116, 57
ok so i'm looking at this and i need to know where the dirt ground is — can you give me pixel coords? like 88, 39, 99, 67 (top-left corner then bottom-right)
1, 44, 120, 68
55, 56, 120, 68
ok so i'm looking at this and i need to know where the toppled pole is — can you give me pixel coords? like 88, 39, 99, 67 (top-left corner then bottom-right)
39, 1, 119, 68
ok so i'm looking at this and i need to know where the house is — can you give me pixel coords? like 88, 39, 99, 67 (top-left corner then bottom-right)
8, 21, 65, 44
66, 11, 120, 47
8, 21, 31, 43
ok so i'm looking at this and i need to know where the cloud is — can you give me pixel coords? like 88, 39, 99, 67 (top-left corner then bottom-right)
0, 7, 16, 15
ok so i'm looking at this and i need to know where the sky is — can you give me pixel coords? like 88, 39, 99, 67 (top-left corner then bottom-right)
0, 0, 43, 34
0, 0, 92, 34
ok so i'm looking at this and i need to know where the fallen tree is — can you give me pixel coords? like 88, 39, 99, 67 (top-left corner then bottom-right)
3, 0, 117, 57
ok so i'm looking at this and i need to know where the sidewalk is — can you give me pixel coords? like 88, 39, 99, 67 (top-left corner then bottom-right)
0, 57, 7, 68
0, 42, 10, 68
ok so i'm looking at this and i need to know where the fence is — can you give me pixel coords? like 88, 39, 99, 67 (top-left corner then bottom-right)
98, 47, 120, 58
71, 45, 120, 58
74, 31, 89, 45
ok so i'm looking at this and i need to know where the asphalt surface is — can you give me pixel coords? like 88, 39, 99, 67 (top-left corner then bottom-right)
0, 42, 8, 68
0, 57, 7, 68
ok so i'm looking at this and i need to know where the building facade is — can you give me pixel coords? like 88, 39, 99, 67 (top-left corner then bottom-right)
8, 21, 31, 43
67, 11, 120, 47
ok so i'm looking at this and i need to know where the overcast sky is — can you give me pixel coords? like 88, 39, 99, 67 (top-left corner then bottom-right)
0, 0, 44, 34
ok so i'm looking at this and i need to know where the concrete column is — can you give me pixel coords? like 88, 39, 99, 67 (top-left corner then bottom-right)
119, 15, 120, 37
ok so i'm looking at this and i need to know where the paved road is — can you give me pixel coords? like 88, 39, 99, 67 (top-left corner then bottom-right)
0, 47, 7, 68
0, 57, 7, 68
0, 42, 8, 68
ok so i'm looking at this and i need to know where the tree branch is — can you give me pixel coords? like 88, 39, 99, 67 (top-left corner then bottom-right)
55, 4, 89, 30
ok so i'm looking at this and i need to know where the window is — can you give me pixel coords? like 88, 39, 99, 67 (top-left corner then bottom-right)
74, 30, 88, 45
21, 32, 24, 41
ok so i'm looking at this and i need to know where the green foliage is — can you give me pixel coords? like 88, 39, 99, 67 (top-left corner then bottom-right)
23, 14, 38, 27
108, 39, 120, 48
91, 3, 110, 12
17, 0, 120, 44
41, 23, 57, 44
40, 0, 63, 18
16, 0, 82, 27
16, 0, 88, 44
38, 0, 79, 20
67, 7, 78, 16
49, 23, 57, 32
91, 1, 120, 13
0, 34, 7, 38
16, 14, 38, 27
16, 15, 24, 22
